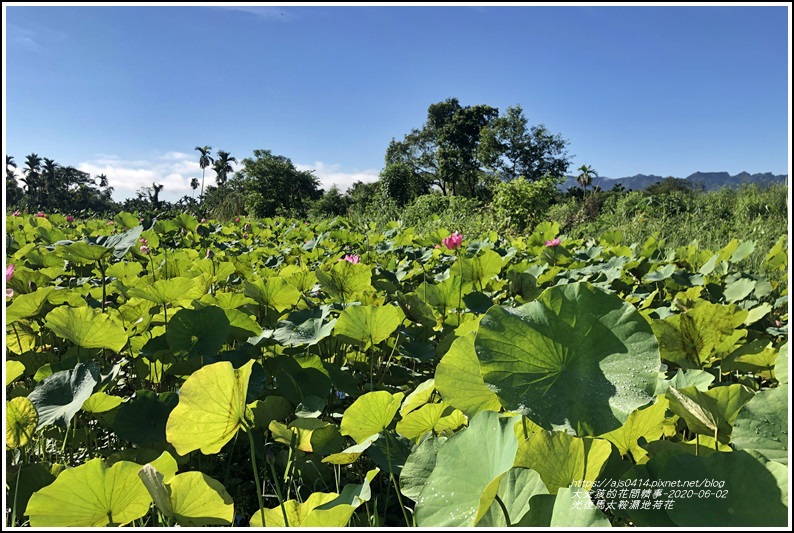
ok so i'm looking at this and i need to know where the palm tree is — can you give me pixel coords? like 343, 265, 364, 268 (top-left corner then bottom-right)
22, 153, 42, 207
42, 158, 59, 205
213, 150, 237, 187
6, 155, 17, 184
576, 164, 598, 197
195, 146, 214, 201
96, 173, 109, 188
190, 177, 200, 198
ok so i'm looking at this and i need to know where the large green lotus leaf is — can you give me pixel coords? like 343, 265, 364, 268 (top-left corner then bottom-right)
44, 306, 127, 352
166, 306, 230, 355
665, 384, 754, 442
6, 360, 26, 385
414, 411, 520, 527
400, 379, 436, 416
81, 392, 123, 413
243, 277, 301, 312
334, 304, 404, 348
127, 277, 206, 306
5, 287, 54, 324
273, 308, 336, 347
477, 467, 549, 526
475, 282, 660, 436
115, 390, 179, 446
661, 450, 787, 526
435, 333, 502, 418
340, 390, 404, 444
139, 467, 234, 526
514, 429, 611, 494
744, 302, 772, 325
249, 491, 338, 527
273, 355, 332, 406
599, 398, 669, 463
53, 241, 112, 264
518, 487, 612, 527
25, 458, 152, 526
106, 261, 144, 280
223, 308, 263, 339
458, 249, 503, 287
166, 360, 254, 455
315, 261, 372, 302
731, 386, 788, 465
27, 361, 100, 429
90, 224, 144, 260
399, 435, 447, 501
396, 292, 438, 327
201, 291, 257, 310
7, 396, 38, 448
723, 339, 778, 380
418, 275, 466, 310
723, 277, 756, 303
652, 301, 748, 369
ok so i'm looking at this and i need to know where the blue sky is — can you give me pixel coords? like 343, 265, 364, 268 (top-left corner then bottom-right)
4, 4, 791, 202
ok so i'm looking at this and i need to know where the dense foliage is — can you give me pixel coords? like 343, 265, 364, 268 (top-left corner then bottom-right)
4, 210, 788, 527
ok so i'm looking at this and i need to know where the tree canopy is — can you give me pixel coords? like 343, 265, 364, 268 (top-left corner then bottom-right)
382, 98, 570, 204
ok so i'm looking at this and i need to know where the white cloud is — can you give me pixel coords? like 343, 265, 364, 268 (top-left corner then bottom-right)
295, 161, 380, 194
74, 153, 376, 203
77, 153, 204, 202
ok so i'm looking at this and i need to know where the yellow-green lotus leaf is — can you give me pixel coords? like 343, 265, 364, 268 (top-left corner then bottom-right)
25, 458, 152, 527
44, 306, 128, 352
139, 466, 234, 526
166, 360, 254, 455
340, 391, 404, 444
82, 392, 124, 413
7, 397, 38, 448
6, 360, 25, 385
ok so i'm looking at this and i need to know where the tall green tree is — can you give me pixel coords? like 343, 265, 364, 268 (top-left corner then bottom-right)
195, 145, 214, 200
478, 105, 570, 182
213, 150, 237, 187
41, 158, 59, 202
238, 149, 322, 217
384, 98, 569, 200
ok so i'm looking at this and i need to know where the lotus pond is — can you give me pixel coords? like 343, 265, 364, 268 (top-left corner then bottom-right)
4, 211, 789, 527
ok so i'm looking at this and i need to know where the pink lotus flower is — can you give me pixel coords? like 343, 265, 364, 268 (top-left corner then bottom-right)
243, 233, 249, 239
235, 217, 241, 223
35, 212, 47, 218
139, 237, 148, 245
139, 245, 150, 255
443, 231, 463, 250
65, 215, 75, 223
107, 220, 114, 225
201, 218, 207, 223
545, 238, 561, 247
243, 223, 251, 231
12, 210, 20, 216
206, 249, 214, 259
342, 254, 361, 264
6, 264, 14, 298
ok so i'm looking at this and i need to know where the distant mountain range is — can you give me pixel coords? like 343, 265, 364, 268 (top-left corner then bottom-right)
558, 171, 788, 192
